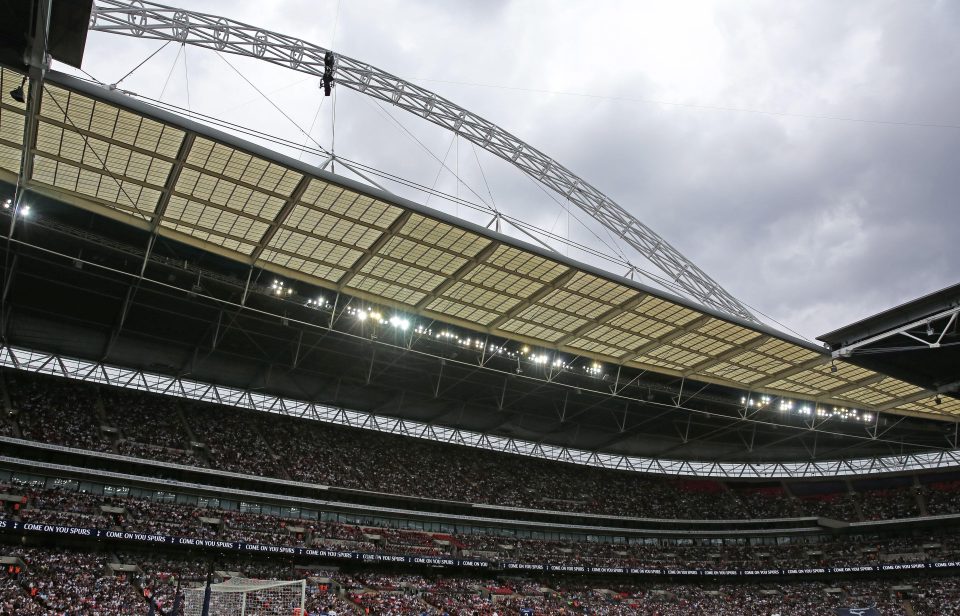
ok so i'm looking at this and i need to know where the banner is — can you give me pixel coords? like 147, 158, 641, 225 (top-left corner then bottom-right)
2, 519, 959, 577
834, 608, 881, 616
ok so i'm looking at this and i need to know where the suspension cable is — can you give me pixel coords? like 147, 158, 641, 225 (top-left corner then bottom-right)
113, 41, 169, 86
158, 43, 182, 101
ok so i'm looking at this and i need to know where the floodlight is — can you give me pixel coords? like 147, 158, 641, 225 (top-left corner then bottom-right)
9, 78, 25, 103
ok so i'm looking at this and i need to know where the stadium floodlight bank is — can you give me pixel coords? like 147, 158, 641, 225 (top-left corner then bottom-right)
183, 577, 306, 616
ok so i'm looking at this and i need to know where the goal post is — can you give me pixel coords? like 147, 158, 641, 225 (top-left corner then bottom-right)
182, 577, 306, 616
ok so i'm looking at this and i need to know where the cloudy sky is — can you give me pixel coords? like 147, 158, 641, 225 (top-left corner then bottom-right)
72, 0, 959, 341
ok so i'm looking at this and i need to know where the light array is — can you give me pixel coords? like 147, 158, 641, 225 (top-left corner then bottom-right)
744, 395, 875, 423
304, 296, 331, 309
2, 196, 29, 217
257, 274, 891, 424
269, 279, 294, 297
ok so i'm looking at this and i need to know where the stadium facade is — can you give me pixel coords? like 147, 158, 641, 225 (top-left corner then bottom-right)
0, 1, 958, 614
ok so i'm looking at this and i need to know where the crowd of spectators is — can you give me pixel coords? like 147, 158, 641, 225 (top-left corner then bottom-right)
926, 480, 960, 516
8, 547, 146, 614
184, 402, 283, 477
860, 488, 921, 521
5, 371, 960, 526
101, 389, 190, 451
0, 576, 44, 615
7, 373, 113, 453
7, 481, 960, 573
7, 545, 960, 615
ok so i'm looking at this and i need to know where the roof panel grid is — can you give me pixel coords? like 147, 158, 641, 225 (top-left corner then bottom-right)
259, 249, 345, 282
670, 330, 736, 356
835, 387, 895, 407
0, 142, 21, 175
174, 167, 286, 223
356, 256, 447, 296
265, 226, 363, 268
464, 264, 546, 298
606, 310, 678, 340
539, 287, 618, 322
873, 378, 927, 398
41, 85, 185, 158
348, 274, 428, 306
31, 155, 160, 216
377, 236, 468, 275
763, 378, 821, 396
440, 281, 522, 315
269, 228, 363, 268
778, 369, 849, 392
19, 72, 954, 423
399, 214, 491, 257
498, 319, 570, 342
570, 324, 650, 353
566, 272, 638, 305
511, 304, 590, 333
187, 138, 302, 196
902, 396, 960, 415
161, 195, 267, 254
301, 181, 402, 229
632, 354, 689, 372
640, 343, 710, 368
635, 295, 703, 326
0, 76, 26, 170
163, 219, 258, 255
568, 338, 635, 358
489, 245, 568, 282
703, 363, 769, 383
695, 319, 762, 345
35, 122, 173, 190
425, 297, 501, 326
281, 204, 386, 252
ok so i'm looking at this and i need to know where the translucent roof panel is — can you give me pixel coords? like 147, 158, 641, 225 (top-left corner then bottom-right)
28, 83, 186, 220
0, 69, 26, 175
12, 71, 951, 422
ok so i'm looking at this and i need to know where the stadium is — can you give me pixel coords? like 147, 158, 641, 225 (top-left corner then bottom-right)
0, 1, 959, 614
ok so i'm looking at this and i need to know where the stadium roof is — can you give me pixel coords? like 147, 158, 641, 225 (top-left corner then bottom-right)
820, 283, 960, 399
0, 65, 956, 423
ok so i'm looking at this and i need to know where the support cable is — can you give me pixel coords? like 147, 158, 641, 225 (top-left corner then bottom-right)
364, 95, 494, 211
298, 94, 325, 161
158, 43, 182, 101
470, 143, 499, 215
331, 78, 337, 173
87, 1, 759, 322
60, 75, 646, 272
112, 41, 169, 86
214, 51, 331, 157
424, 132, 457, 206
182, 44, 191, 110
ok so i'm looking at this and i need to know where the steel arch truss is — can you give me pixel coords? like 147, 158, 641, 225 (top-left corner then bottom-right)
88, 0, 758, 323
3, 343, 959, 479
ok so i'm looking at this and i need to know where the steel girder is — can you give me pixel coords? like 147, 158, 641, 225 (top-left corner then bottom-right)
3, 342, 959, 479
87, 0, 758, 323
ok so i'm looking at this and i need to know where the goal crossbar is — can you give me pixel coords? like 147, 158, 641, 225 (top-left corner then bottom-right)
183, 577, 306, 616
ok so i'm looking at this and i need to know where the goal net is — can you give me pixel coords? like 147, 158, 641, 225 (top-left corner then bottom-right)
182, 577, 306, 616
